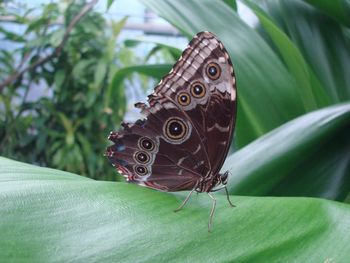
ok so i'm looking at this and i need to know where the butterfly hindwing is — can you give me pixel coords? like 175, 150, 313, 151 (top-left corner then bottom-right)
107, 106, 206, 191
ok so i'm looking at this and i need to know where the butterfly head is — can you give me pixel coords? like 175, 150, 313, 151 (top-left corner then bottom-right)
221, 171, 230, 186
204, 171, 230, 192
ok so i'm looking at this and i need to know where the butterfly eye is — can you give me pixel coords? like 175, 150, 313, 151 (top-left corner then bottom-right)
190, 82, 206, 98
139, 137, 155, 151
164, 117, 188, 141
177, 92, 191, 106
206, 62, 221, 80
135, 165, 148, 176
134, 151, 150, 164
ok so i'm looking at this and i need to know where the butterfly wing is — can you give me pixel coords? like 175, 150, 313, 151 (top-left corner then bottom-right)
106, 106, 208, 191
148, 31, 237, 175
106, 32, 237, 192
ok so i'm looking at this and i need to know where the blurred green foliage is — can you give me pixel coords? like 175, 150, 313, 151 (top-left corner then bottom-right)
0, 0, 133, 180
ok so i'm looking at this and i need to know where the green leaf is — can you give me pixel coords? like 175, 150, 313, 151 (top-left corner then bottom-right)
57, 112, 75, 146
141, 0, 307, 147
105, 64, 172, 112
94, 59, 108, 87
222, 0, 237, 11
243, 0, 330, 110
53, 69, 65, 88
49, 28, 64, 47
303, 0, 350, 27
1, 157, 350, 262
76, 132, 94, 176
0, 50, 15, 72
72, 59, 95, 79
0, 27, 26, 42
111, 16, 128, 37
26, 17, 49, 34
104, 17, 128, 62
0, 157, 87, 181
124, 39, 182, 60
25, 35, 51, 50
259, 1, 350, 103
107, 0, 115, 10
224, 103, 350, 201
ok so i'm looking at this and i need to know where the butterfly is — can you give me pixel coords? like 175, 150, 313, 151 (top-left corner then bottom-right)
106, 31, 237, 231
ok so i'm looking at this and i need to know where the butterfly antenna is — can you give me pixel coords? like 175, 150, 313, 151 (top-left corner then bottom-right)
174, 188, 196, 212
207, 193, 217, 232
224, 186, 235, 208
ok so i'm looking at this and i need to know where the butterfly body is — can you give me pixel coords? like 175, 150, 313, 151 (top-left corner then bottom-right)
106, 31, 236, 230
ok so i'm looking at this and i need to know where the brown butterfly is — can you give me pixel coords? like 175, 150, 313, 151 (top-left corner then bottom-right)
106, 31, 237, 231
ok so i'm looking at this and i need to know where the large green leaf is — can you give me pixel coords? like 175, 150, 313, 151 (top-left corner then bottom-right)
304, 0, 350, 27
141, 0, 306, 147
1, 157, 350, 262
224, 103, 350, 201
243, 0, 331, 110
260, 0, 350, 103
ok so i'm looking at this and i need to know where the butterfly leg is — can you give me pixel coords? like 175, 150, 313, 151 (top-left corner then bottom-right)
174, 188, 196, 213
224, 186, 235, 208
207, 193, 216, 232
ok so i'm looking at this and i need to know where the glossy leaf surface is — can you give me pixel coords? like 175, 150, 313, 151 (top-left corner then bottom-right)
1, 157, 350, 262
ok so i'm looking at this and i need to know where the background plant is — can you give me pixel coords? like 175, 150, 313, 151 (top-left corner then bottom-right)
0, 0, 135, 180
